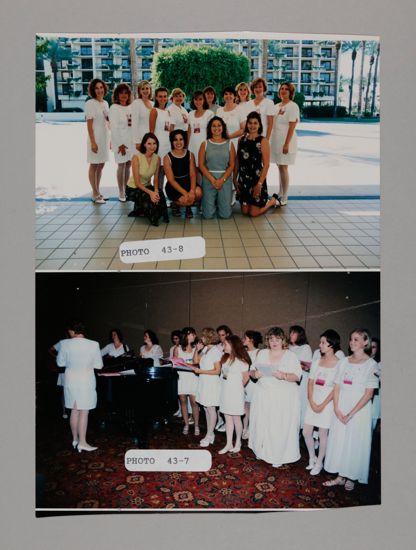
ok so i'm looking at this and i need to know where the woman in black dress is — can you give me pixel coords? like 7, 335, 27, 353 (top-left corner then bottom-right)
163, 129, 202, 218
236, 111, 280, 217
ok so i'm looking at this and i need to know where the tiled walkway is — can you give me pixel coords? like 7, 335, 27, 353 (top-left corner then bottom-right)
35, 198, 380, 271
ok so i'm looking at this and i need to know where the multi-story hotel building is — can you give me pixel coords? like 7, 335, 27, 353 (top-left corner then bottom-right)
36, 37, 339, 111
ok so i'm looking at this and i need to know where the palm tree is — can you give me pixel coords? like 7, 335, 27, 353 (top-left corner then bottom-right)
39, 38, 73, 110
261, 39, 269, 79
348, 47, 358, 115
357, 40, 366, 115
333, 40, 341, 117
129, 38, 139, 94
364, 43, 377, 114
370, 43, 380, 116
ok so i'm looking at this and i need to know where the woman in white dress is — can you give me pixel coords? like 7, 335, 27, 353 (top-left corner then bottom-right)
303, 329, 341, 476
203, 86, 219, 114
218, 335, 251, 454
139, 330, 163, 366
174, 327, 200, 435
235, 82, 252, 121
289, 325, 313, 430
217, 86, 245, 150
149, 87, 172, 188
56, 321, 103, 452
249, 327, 302, 468
323, 329, 379, 491
370, 337, 381, 431
242, 330, 263, 439
85, 78, 110, 204
270, 82, 300, 206
247, 77, 275, 140
131, 80, 154, 150
167, 88, 189, 131
187, 90, 214, 174
191, 328, 222, 447
109, 83, 133, 202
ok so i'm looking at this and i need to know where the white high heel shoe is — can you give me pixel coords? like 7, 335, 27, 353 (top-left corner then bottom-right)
72, 440, 78, 449
218, 444, 233, 455
199, 434, 215, 447
77, 444, 98, 453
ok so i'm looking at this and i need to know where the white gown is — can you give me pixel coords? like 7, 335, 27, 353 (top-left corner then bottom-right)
324, 357, 379, 484
85, 99, 110, 163
270, 100, 300, 165
289, 343, 313, 428
109, 104, 134, 163
249, 349, 302, 465
244, 348, 260, 403
131, 98, 153, 145
303, 358, 340, 429
219, 358, 249, 415
177, 347, 198, 396
195, 346, 222, 407
236, 101, 254, 123
188, 110, 214, 167
56, 338, 103, 410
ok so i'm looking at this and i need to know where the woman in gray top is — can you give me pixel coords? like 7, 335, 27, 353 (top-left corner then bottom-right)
199, 116, 235, 219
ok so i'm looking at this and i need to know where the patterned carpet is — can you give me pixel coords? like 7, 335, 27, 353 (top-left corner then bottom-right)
36, 397, 381, 512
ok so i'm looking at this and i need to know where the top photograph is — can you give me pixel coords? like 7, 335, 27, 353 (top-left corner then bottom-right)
35, 32, 380, 271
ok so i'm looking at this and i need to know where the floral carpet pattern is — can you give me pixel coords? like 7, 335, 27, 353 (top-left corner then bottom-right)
37, 411, 380, 511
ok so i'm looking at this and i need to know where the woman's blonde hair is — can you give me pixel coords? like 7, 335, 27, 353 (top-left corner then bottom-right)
137, 80, 153, 100
170, 87, 186, 101
265, 326, 289, 349
250, 77, 268, 94
201, 327, 218, 345
235, 82, 251, 103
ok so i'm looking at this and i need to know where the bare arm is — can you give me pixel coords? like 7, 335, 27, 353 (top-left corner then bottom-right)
283, 121, 298, 154
87, 118, 98, 153
194, 360, 221, 376
149, 108, 157, 133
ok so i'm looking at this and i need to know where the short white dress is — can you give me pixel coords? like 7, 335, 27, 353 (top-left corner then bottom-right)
140, 344, 163, 366
249, 349, 302, 465
177, 347, 198, 396
131, 98, 153, 145
154, 108, 172, 159
219, 358, 249, 415
303, 358, 340, 429
289, 343, 313, 429
167, 104, 189, 131
109, 104, 134, 163
244, 348, 260, 403
216, 106, 245, 150
270, 100, 300, 165
56, 338, 103, 410
246, 98, 275, 137
85, 98, 110, 164
195, 346, 222, 407
324, 357, 379, 484
188, 110, 214, 167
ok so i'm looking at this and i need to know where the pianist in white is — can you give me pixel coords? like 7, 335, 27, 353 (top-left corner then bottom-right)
139, 330, 164, 366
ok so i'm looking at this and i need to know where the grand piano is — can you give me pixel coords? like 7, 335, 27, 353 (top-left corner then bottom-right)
96, 354, 179, 447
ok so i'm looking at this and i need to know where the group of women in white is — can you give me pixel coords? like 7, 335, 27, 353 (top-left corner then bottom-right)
53, 321, 381, 492
85, 77, 300, 224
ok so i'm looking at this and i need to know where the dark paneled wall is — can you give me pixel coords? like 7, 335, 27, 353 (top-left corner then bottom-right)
37, 272, 380, 360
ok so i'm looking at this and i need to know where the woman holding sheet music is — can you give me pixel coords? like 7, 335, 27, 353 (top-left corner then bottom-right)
248, 327, 302, 468
174, 327, 200, 436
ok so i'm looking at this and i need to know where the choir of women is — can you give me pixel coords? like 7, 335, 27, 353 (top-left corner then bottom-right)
53, 323, 379, 491
85, 78, 301, 218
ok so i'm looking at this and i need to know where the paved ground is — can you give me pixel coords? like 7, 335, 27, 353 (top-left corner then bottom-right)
35, 198, 379, 271
36, 120, 380, 199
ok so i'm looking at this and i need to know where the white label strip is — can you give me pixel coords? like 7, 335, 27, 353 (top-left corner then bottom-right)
125, 449, 212, 472
119, 236, 205, 263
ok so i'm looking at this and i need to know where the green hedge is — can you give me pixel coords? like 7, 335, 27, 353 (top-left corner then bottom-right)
302, 105, 348, 118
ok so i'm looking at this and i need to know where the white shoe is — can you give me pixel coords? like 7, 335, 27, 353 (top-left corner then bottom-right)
78, 444, 98, 453
218, 444, 233, 454
306, 457, 316, 470
94, 197, 106, 204
231, 189, 236, 206
279, 195, 288, 206
188, 415, 194, 425
118, 195, 126, 202
173, 408, 182, 417
199, 434, 215, 447
216, 424, 226, 432
310, 463, 323, 476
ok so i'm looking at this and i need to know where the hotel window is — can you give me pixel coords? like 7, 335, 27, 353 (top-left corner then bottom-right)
301, 60, 312, 70
321, 60, 332, 70
301, 85, 311, 95
81, 58, 93, 70
302, 48, 313, 58
80, 47, 92, 56
282, 47, 294, 57
321, 48, 332, 58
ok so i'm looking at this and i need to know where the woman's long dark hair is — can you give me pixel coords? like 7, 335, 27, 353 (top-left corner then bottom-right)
206, 116, 228, 140
221, 335, 251, 368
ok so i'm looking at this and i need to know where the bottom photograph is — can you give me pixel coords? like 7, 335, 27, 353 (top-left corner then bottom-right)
36, 271, 381, 512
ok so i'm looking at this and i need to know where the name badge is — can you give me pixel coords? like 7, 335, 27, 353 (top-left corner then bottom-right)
315, 378, 325, 386
343, 379, 353, 385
